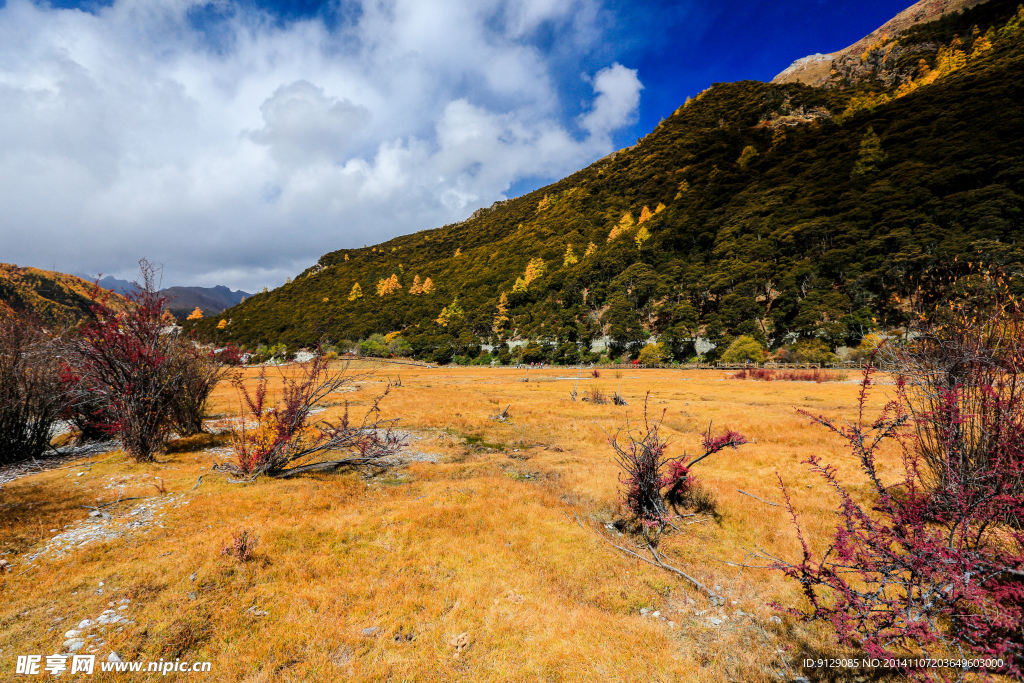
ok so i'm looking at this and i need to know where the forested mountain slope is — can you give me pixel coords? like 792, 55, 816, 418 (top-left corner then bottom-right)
193, 1, 1024, 362
0, 264, 112, 327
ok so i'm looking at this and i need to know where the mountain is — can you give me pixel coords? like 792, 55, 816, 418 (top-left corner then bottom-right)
192, 0, 1024, 362
76, 275, 250, 319
0, 264, 118, 326
773, 0, 994, 86
160, 285, 250, 319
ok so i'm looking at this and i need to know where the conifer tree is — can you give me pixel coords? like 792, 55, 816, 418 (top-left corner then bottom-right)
563, 244, 578, 267
421, 277, 434, 294
608, 212, 634, 241
638, 206, 653, 224
436, 297, 464, 327
524, 258, 546, 285
493, 292, 510, 332
347, 282, 363, 301
217, 319, 228, 329
187, 307, 203, 320
584, 242, 597, 258
376, 274, 401, 297
635, 225, 651, 247
852, 126, 887, 177
737, 145, 759, 169
409, 275, 424, 295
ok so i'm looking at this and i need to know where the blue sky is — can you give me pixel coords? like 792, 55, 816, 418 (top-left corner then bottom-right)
0, 0, 912, 290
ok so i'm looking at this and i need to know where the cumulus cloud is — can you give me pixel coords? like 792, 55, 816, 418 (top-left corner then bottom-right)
0, 0, 642, 291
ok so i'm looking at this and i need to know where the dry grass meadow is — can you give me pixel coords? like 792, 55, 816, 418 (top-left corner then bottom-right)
0, 363, 905, 681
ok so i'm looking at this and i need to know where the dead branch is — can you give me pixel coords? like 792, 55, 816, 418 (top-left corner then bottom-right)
736, 489, 781, 507
571, 513, 722, 603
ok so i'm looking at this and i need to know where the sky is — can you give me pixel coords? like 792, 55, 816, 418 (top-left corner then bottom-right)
0, 0, 914, 292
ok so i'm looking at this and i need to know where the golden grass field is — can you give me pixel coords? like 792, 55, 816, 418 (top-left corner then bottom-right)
0, 363, 905, 681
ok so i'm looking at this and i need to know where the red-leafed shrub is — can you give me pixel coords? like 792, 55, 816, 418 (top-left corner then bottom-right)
771, 271, 1024, 681
612, 393, 746, 533
64, 260, 221, 460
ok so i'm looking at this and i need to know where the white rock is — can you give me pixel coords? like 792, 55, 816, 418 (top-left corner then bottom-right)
67, 640, 86, 652
77, 619, 94, 629
652, 611, 660, 618
64, 630, 82, 639
107, 653, 122, 663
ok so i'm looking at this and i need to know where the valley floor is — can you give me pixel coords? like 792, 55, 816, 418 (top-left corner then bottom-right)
0, 364, 900, 681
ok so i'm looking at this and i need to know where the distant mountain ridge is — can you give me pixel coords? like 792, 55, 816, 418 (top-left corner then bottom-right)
773, 0, 992, 85
77, 275, 250, 318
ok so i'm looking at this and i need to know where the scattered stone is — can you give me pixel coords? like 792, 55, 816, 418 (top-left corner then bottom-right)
64, 630, 82, 639
652, 611, 660, 618
707, 617, 723, 626
189, 573, 197, 582
107, 653, 122, 663
67, 640, 85, 652
188, 593, 197, 601
89, 510, 102, 518
77, 619, 94, 630
769, 616, 782, 624
640, 607, 649, 615
246, 607, 268, 617
361, 627, 379, 637
449, 632, 470, 658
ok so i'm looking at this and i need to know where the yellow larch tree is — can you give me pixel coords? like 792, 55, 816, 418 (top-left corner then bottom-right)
347, 282, 363, 301
376, 274, 402, 297
523, 258, 546, 285
584, 242, 597, 258
186, 307, 203, 320
409, 275, 424, 295
635, 225, 652, 247
217, 319, 228, 329
638, 206, 653, 224
608, 212, 634, 241
436, 297, 464, 327
563, 244, 578, 267
493, 292, 509, 333
421, 277, 434, 294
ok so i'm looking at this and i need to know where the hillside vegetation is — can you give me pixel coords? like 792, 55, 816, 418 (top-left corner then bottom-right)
0, 264, 113, 327
193, 2, 1024, 362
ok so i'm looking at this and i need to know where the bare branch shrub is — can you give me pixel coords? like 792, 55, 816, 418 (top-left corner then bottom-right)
170, 344, 229, 436
222, 351, 405, 479
0, 311, 67, 464
883, 270, 1024, 507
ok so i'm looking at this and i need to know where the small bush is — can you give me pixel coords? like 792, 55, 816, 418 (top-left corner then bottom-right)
791, 338, 836, 364
221, 528, 259, 562
637, 343, 665, 365
732, 368, 847, 382
720, 335, 765, 363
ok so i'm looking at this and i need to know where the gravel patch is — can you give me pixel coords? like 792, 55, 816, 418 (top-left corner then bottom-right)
0, 441, 118, 488
23, 494, 181, 563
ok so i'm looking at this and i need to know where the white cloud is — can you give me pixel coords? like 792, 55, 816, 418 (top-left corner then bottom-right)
0, 0, 641, 291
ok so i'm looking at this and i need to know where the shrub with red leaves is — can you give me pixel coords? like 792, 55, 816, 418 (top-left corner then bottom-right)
612, 393, 746, 533
769, 276, 1024, 682
64, 261, 188, 461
